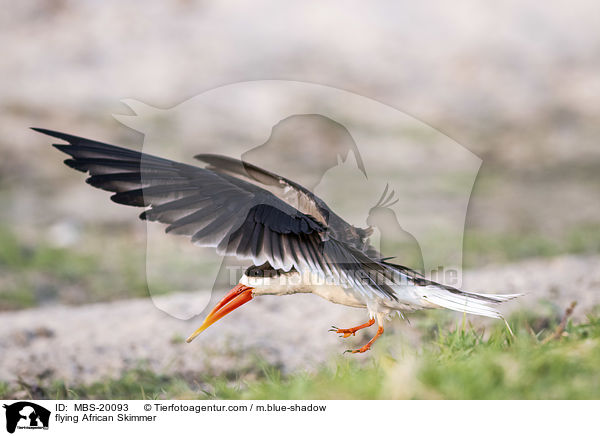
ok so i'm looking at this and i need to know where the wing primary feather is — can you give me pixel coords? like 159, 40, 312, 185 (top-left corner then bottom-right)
270, 229, 283, 266
294, 234, 314, 270
140, 195, 212, 221
236, 220, 258, 257
111, 184, 198, 206
220, 226, 244, 254
285, 236, 301, 267
165, 203, 227, 233
191, 215, 236, 244
250, 223, 265, 258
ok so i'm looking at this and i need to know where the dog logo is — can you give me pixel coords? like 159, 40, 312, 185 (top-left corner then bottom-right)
2, 402, 50, 433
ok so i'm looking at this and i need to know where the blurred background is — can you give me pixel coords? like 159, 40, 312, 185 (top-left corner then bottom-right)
1, 1, 599, 399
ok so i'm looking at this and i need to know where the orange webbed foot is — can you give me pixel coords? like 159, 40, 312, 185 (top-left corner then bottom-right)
329, 318, 375, 338
344, 326, 384, 354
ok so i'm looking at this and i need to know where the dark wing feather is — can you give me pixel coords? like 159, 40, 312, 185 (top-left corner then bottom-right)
35, 128, 397, 301
194, 154, 375, 253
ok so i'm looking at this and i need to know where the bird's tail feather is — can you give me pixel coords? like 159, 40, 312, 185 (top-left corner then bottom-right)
464, 291, 522, 303
420, 286, 520, 320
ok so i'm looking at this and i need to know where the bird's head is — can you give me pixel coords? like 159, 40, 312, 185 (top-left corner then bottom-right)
185, 264, 300, 342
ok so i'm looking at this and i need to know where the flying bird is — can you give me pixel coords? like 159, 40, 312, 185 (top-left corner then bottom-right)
34, 128, 519, 353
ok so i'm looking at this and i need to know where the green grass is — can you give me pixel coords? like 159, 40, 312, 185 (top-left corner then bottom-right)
463, 223, 600, 267
364, 223, 600, 272
0, 225, 150, 310
418, 315, 600, 399
2, 218, 599, 310
5, 309, 600, 400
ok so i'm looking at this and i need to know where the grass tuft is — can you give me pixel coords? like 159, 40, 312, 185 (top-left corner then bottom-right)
4, 308, 600, 400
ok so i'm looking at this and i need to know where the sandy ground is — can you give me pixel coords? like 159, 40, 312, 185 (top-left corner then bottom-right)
1, 254, 598, 388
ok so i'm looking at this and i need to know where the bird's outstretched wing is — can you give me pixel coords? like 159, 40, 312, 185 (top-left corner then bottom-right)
194, 153, 374, 252
34, 128, 397, 301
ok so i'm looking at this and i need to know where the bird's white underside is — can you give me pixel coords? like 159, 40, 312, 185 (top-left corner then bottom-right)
239, 271, 517, 327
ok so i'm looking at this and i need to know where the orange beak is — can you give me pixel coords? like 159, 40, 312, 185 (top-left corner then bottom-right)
186, 284, 254, 343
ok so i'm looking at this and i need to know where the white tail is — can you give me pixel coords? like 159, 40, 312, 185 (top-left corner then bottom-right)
420, 285, 521, 319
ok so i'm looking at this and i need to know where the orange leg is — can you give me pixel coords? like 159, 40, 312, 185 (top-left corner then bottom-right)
348, 326, 384, 354
329, 318, 375, 338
